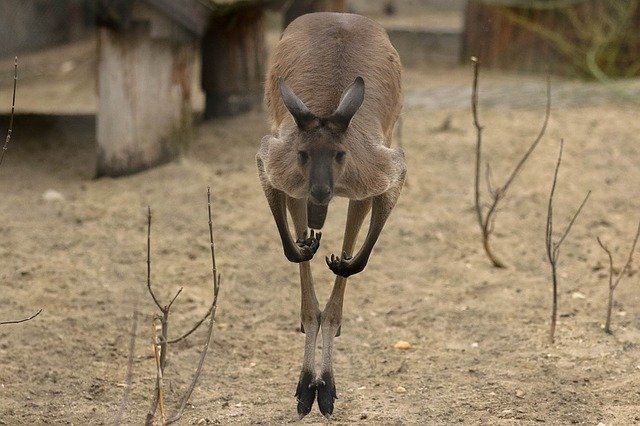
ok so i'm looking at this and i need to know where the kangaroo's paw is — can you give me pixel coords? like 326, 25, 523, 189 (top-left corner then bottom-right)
295, 370, 317, 418
296, 229, 322, 252
316, 371, 337, 418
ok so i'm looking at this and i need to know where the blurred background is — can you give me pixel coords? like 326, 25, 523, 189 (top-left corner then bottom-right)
2, 2, 640, 424
1, 0, 637, 177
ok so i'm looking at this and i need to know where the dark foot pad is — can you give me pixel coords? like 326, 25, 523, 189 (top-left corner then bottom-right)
316, 372, 337, 418
295, 370, 316, 418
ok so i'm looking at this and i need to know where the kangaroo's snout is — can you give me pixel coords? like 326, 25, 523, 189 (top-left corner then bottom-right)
310, 184, 332, 205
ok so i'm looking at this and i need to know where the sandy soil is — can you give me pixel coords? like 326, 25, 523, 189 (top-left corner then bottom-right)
1, 35, 640, 424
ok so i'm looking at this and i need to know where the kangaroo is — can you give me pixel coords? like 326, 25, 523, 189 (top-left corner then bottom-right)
256, 12, 406, 418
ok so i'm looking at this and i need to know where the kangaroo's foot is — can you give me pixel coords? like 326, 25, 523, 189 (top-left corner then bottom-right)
295, 370, 317, 418
316, 371, 337, 418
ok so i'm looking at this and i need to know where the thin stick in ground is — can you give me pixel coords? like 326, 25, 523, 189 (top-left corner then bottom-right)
0, 57, 41, 327
545, 139, 591, 344
0, 308, 42, 326
145, 206, 183, 425
166, 186, 221, 424
596, 218, 640, 334
168, 187, 219, 345
1, 57, 18, 167
144, 187, 221, 424
471, 56, 551, 268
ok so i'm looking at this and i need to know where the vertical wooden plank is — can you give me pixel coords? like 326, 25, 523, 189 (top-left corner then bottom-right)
96, 23, 194, 177
283, 0, 347, 28
201, 6, 265, 118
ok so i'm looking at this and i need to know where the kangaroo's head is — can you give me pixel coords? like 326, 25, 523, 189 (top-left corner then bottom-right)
279, 77, 365, 205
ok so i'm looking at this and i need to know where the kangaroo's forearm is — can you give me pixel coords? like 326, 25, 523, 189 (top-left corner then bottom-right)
328, 191, 397, 277
266, 188, 303, 262
264, 187, 321, 263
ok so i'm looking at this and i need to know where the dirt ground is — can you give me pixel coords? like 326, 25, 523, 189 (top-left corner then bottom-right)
2, 30, 640, 425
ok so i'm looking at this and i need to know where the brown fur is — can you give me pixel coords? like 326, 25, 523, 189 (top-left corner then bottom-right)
255, 12, 406, 418
260, 12, 404, 202
266, 12, 402, 142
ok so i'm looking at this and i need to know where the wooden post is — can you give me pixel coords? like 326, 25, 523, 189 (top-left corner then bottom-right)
462, 0, 640, 77
96, 5, 194, 177
201, 6, 266, 119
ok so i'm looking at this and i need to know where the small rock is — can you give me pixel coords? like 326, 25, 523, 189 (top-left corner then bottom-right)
515, 389, 525, 398
616, 311, 627, 317
393, 340, 412, 350
395, 386, 406, 393
470, 342, 479, 348
59, 60, 75, 74
42, 189, 65, 202
571, 292, 586, 299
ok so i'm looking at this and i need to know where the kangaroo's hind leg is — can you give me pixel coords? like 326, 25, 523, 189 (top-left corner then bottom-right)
317, 198, 372, 418
286, 196, 321, 418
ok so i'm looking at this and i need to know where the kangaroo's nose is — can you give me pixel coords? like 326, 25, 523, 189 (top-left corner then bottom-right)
310, 184, 332, 204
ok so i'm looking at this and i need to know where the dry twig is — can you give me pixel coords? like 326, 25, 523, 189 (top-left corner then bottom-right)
166, 187, 221, 424
0, 308, 42, 326
471, 57, 551, 268
0, 57, 17, 167
0, 58, 41, 327
144, 187, 221, 425
596, 218, 640, 334
545, 139, 591, 343
145, 206, 182, 425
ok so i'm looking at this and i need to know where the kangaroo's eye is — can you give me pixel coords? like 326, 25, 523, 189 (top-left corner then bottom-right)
297, 151, 309, 164
335, 151, 346, 162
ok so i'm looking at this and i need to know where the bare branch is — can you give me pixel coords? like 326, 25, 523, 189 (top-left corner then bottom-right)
167, 287, 183, 311
168, 187, 219, 345
207, 186, 218, 285
597, 217, 640, 334
167, 186, 221, 423
146, 207, 163, 311
167, 277, 220, 424
0, 57, 18, 168
472, 58, 551, 269
553, 190, 591, 259
544, 139, 590, 344
499, 72, 551, 196
0, 308, 42, 326
612, 218, 640, 290
485, 162, 496, 198
545, 139, 563, 263
167, 305, 210, 345
596, 237, 614, 291
471, 57, 484, 233
144, 188, 222, 423
153, 323, 167, 424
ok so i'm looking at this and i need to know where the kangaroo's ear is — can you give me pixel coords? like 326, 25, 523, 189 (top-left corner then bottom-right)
279, 79, 319, 131
326, 76, 365, 132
